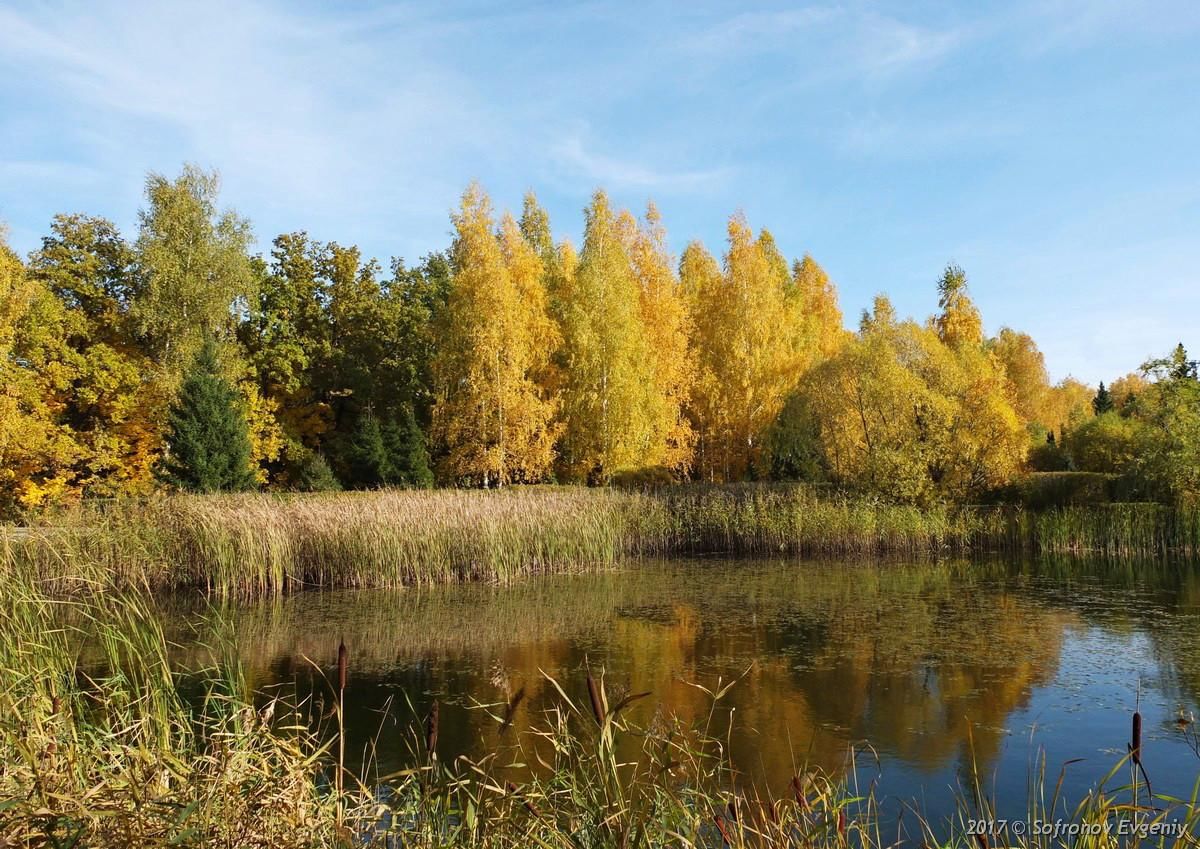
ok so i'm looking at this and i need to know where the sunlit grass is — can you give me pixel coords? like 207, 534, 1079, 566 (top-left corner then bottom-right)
5, 487, 1200, 598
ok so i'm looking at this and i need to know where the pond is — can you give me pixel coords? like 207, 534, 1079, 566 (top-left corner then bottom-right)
163, 557, 1200, 828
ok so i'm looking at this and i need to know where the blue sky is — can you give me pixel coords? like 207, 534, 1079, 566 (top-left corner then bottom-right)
1, 0, 1197, 384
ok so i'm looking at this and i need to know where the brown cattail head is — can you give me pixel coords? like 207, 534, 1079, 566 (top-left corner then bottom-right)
507, 781, 540, 819
1131, 710, 1142, 764
337, 639, 348, 691
499, 686, 525, 735
586, 672, 606, 726
426, 700, 440, 757
713, 814, 732, 846
837, 809, 846, 837
791, 775, 808, 810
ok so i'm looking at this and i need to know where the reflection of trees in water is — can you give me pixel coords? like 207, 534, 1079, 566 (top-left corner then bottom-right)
155, 557, 1200, 788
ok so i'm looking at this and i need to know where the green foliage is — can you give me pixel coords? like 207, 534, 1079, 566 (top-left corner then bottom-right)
1028, 431, 1071, 471
340, 410, 389, 488
132, 164, 255, 377
1092, 381, 1114, 414
159, 339, 257, 493
382, 405, 434, 488
1066, 411, 1142, 475
998, 472, 1115, 509
292, 446, 342, 492
1128, 344, 1200, 501
764, 390, 826, 482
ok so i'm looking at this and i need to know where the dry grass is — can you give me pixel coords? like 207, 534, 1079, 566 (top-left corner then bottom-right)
3, 486, 1197, 598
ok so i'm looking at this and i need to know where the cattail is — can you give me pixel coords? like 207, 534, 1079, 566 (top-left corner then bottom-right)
713, 814, 732, 846
337, 639, 348, 691
507, 781, 540, 818
499, 686, 525, 734
426, 700, 440, 758
586, 671, 606, 726
727, 800, 739, 823
791, 775, 808, 810
1131, 710, 1142, 765
837, 809, 846, 838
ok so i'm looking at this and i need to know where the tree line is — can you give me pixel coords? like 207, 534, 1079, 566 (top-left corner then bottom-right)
2, 164, 1196, 514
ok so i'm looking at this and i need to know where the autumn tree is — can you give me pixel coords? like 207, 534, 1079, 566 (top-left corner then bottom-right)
686, 216, 805, 481
782, 290, 1024, 503
27, 215, 161, 497
554, 191, 658, 482
625, 203, 695, 475
1109, 372, 1149, 415
792, 253, 845, 361
432, 185, 559, 486
0, 234, 82, 514
990, 327, 1051, 429
934, 263, 983, 349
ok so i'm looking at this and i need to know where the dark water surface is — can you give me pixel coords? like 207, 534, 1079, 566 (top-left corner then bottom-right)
164, 557, 1200, 825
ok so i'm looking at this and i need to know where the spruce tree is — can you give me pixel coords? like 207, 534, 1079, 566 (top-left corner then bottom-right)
295, 449, 342, 492
160, 338, 257, 492
342, 410, 389, 488
382, 405, 434, 488
1092, 381, 1114, 415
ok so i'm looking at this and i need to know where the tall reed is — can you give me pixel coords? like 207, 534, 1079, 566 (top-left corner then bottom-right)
4, 488, 1198, 598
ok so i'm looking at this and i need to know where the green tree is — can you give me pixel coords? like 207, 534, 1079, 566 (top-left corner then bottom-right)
1092, 381, 1114, 415
292, 447, 342, 492
159, 339, 256, 492
132, 164, 255, 377
341, 410, 389, 488
28, 215, 161, 498
382, 405, 433, 488
1133, 344, 1200, 500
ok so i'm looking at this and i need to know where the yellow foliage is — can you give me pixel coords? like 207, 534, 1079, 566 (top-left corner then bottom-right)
686, 216, 807, 481
792, 253, 846, 361
432, 186, 560, 486
626, 203, 695, 475
554, 191, 660, 482
797, 314, 1025, 502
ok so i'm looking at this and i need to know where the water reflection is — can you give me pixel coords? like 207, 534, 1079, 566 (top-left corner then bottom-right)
161, 557, 1200, 815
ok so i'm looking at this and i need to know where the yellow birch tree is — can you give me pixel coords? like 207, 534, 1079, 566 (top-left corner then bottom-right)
432, 185, 558, 486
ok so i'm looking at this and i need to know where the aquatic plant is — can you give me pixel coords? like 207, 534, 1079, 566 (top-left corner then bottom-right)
3, 488, 1198, 597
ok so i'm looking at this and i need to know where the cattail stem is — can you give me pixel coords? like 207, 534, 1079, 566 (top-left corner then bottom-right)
336, 638, 348, 827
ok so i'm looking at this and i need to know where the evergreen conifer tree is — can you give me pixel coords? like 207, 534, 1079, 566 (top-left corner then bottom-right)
342, 410, 389, 488
160, 338, 257, 492
1092, 381, 1114, 415
295, 449, 341, 492
382, 405, 434, 488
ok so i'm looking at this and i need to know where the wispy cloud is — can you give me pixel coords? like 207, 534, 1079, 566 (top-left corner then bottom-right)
550, 135, 732, 192
678, 7, 838, 54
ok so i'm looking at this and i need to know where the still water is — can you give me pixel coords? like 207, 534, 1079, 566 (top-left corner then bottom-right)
166, 558, 1200, 823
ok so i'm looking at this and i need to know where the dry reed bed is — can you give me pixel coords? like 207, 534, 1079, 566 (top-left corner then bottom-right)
3, 487, 1198, 597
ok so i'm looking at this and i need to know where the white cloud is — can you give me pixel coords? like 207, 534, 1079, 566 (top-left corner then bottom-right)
550, 134, 732, 192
